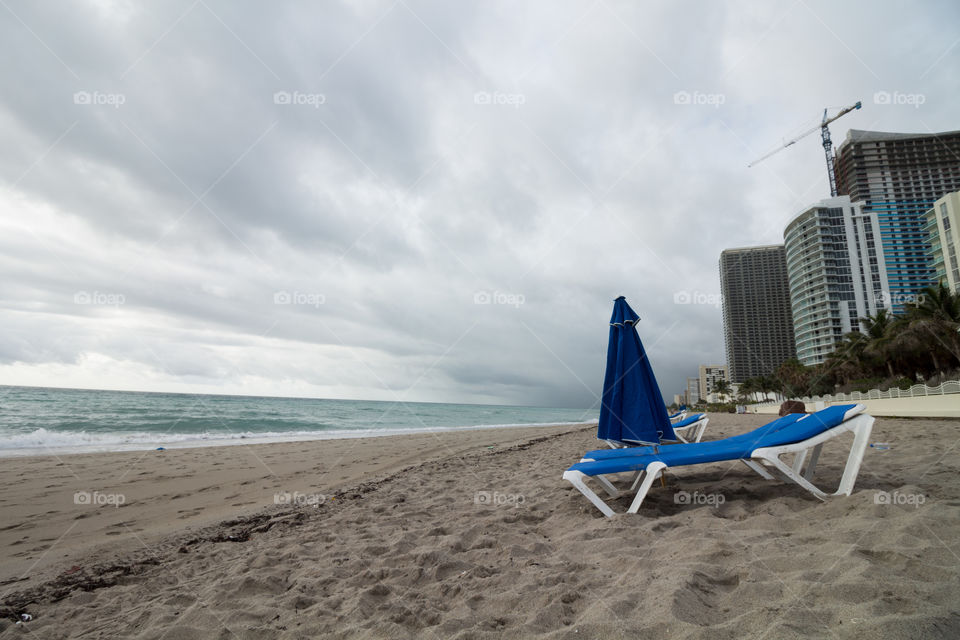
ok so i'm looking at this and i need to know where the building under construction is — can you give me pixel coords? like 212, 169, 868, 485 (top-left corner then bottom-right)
834, 129, 960, 312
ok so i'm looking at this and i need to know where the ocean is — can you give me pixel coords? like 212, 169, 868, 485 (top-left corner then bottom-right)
0, 386, 596, 457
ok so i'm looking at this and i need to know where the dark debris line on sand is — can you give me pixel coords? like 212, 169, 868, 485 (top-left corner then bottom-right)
0, 426, 594, 622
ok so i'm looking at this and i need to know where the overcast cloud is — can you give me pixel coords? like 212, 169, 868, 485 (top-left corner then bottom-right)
1, 0, 957, 408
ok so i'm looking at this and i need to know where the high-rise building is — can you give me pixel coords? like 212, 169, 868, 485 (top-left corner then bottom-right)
925, 190, 960, 293
719, 245, 796, 383
698, 365, 728, 400
835, 129, 960, 312
783, 195, 890, 365
686, 377, 700, 405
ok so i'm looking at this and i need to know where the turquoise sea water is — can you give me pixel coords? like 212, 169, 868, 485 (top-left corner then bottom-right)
0, 386, 595, 457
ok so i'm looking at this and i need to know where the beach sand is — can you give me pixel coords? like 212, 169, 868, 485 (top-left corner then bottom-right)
1, 414, 959, 639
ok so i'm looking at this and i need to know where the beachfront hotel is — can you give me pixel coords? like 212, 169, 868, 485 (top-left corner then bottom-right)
784, 196, 890, 365
686, 376, 700, 405
835, 129, 960, 312
924, 190, 960, 293
719, 245, 796, 383
698, 364, 728, 401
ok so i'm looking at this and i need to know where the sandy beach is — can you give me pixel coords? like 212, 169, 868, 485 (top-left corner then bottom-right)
2, 413, 959, 639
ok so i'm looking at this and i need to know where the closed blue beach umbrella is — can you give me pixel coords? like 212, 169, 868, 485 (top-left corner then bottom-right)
597, 296, 676, 444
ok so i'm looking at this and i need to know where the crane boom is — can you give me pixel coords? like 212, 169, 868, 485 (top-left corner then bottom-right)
748, 101, 862, 196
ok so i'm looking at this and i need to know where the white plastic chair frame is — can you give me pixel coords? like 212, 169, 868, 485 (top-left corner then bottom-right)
563, 412, 874, 518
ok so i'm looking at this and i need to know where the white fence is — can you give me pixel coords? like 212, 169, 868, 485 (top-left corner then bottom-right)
751, 380, 960, 407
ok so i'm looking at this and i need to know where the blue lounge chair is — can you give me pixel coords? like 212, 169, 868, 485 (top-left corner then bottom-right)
584, 413, 805, 461
604, 412, 709, 448
669, 413, 708, 443
578, 413, 805, 507
563, 404, 874, 517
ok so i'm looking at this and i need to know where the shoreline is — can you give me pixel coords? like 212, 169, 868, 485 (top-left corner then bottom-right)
0, 419, 598, 460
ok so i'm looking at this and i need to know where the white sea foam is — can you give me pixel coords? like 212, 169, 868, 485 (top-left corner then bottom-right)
0, 421, 596, 458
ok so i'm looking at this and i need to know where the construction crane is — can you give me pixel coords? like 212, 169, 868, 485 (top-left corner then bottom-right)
749, 101, 862, 197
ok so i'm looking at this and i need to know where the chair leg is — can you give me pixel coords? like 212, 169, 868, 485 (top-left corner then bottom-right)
751, 415, 875, 500
626, 462, 667, 514
741, 459, 775, 480
694, 418, 708, 442
792, 449, 808, 474
595, 475, 620, 498
836, 417, 873, 495
562, 470, 616, 518
803, 444, 823, 480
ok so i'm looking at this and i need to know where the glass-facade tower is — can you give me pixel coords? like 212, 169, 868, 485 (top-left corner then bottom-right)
835, 129, 960, 312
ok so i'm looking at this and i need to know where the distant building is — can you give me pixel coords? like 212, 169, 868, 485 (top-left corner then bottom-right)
784, 195, 890, 365
924, 190, 960, 293
835, 129, 960, 312
673, 394, 685, 407
698, 365, 728, 400
719, 245, 796, 383
686, 377, 700, 405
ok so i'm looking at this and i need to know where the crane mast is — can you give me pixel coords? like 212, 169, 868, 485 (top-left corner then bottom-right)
821, 110, 838, 196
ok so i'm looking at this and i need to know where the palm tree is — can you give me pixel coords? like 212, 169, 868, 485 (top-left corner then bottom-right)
908, 282, 960, 372
823, 331, 871, 387
713, 379, 731, 403
776, 358, 812, 399
859, 309, 898, 378
758, 375, 778, 402
739, 377, 758, 402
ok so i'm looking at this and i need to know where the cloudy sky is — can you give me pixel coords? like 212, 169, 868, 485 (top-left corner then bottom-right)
1, 0, 957, 409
